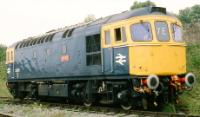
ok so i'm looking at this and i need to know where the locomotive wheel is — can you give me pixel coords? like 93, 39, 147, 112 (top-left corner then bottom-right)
120, 97, 133, 110
119, 90, 133, 110
120, 102, 132, 110
83, 100, 92, 107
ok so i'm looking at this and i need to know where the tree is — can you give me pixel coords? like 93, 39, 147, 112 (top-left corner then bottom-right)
84, 14, 96, 23
179, 5, 200, 24
130, 1, 156, 10
0, 44, 6, 62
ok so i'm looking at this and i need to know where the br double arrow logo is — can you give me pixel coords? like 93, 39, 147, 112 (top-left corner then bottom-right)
115, 53, 126, 65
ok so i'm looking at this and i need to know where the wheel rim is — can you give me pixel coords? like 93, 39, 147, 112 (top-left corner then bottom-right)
83, 101, 92, 107
120, 103, 132, 110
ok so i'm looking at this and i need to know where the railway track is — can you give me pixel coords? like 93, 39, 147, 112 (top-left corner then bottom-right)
0, 112, 16, 117
0, 97, 11, 100
40, 102, 200, 117
0, 97, 199, 117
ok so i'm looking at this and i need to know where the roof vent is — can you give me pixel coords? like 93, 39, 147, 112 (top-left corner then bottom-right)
150, 7, 166, 14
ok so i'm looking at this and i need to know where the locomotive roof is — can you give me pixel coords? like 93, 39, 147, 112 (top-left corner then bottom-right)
11, 7, 175, 48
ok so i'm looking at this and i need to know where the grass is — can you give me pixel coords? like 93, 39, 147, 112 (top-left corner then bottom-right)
0, 61, 11, 97
162, 104, 176, 113
175, 42, 200, 115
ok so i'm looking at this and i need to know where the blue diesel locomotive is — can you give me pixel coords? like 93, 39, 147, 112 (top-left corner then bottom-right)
6, 7, 196, 110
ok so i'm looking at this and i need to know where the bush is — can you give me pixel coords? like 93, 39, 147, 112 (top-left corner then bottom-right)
0, 45, 6, 62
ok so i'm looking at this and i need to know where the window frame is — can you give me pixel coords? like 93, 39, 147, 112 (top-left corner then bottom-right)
114, 27, 127, 43
154, 21, 170, 42
121, 27, 127, 42
130, 22, 153, 42
85, 34, 101, 66
104, 30, 111, 45
171, 23, 183, 42
114, 28, 122, 42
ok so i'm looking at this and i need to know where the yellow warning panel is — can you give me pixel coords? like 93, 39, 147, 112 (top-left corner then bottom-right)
6, 48, 15, 64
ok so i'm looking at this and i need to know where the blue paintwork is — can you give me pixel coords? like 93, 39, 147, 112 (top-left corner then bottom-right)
113, 47, 129, 74
103, 47, 129, 75
7, 64, 14, 79
7, 7, 172, 81
11, 25, 103, 80
11, 33, 130, 80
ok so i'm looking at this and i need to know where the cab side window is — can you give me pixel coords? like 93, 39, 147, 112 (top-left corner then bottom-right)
115, 28, 122, 41
114, 27, 127, 42
172, 24, 183, 42
105, 30, 111, 45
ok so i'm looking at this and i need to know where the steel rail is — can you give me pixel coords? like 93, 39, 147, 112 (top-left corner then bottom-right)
0, 112, 16, 117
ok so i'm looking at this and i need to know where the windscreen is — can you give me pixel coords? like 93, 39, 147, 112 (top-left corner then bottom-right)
131, 22, 152, 41
155, 21, 169, 41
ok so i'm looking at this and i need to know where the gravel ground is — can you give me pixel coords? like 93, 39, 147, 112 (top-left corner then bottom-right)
0, 102, 139, 117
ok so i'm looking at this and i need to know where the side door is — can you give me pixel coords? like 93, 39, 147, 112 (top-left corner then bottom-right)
102, 30, 113, 75
102, 27, 129, 75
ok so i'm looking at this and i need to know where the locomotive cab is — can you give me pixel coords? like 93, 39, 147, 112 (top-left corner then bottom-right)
101, 7, 195, 108
102, 14, 186, 76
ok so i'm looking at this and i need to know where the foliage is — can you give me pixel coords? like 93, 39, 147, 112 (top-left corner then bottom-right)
84, 14, 96, 23
176, 42, 200, 115
183, 23, 200, 43
0, 45, 6, 62
0, 61, 10, 97
130, 1, 156, 10
179, 5, 200, 24
187, 42, 200, 71
0, 45, 10, 97
174, 13, 200, 113
0, 62, 6, 80
0, 44, 7, 80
